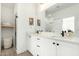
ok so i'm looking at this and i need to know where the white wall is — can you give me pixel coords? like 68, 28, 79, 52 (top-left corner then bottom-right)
37, 11, 47, 31
16, 3, 38, 54
38, 4, 48, 31
46, 5, 79, 35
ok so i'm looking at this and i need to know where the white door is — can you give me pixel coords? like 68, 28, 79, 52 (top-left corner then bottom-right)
57, 41, 79, 56
38, 38, 57, 56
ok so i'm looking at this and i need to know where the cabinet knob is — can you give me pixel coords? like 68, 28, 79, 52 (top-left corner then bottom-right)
37, 45, 40, 47
53, 42, 55, 44
57, 43, 59, 46
37, 38, 40, 40
37, 54, 39, 56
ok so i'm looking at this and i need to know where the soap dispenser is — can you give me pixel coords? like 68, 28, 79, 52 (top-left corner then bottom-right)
61, 31, 64, 37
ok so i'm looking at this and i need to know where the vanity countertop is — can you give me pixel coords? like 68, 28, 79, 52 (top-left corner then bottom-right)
49, 36, 79, 44
31, 32, 79, 44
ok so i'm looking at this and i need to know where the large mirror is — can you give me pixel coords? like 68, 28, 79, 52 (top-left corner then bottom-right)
62, 16, 75, 32
45, 3, 79, 37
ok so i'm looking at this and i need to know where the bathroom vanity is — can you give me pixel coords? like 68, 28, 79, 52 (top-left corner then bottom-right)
29, 32, 79, 56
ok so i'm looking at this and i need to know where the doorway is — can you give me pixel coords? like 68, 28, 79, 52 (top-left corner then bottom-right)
0, 3, 16, 55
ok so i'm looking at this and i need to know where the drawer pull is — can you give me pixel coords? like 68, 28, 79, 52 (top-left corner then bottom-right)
37, 45, 40, 47
57, 43, 59, 46
37, 38, 40, 40
37, 54, 39, 56
52, 42, 55, 44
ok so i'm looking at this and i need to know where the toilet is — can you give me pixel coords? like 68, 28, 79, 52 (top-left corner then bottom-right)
3, 36, 13, 49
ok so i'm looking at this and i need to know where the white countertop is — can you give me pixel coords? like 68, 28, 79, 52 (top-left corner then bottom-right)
49, 36, 79, 44
31, 32, 79, 44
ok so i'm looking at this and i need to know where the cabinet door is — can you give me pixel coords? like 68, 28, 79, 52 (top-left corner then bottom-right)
57, 41, 79, 56
37, 38, 57, 56
29, 36, 37, 56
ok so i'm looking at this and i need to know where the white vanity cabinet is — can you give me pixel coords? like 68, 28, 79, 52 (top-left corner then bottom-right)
29, 36, 37, 56
37, 37, 57, 56
57, 41, 79, 56
29, 36, 57, 56
29, 36, 79, 56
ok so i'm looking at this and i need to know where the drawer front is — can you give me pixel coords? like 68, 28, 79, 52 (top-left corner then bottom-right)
36, 37, 41, 45
36, 45, 42, 56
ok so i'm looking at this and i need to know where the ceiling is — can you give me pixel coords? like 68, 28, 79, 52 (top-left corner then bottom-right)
45, 3, 79, 18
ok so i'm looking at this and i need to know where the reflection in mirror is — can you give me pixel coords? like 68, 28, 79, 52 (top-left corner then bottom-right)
62, 16, 75, 37
62, 16, 75, 32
